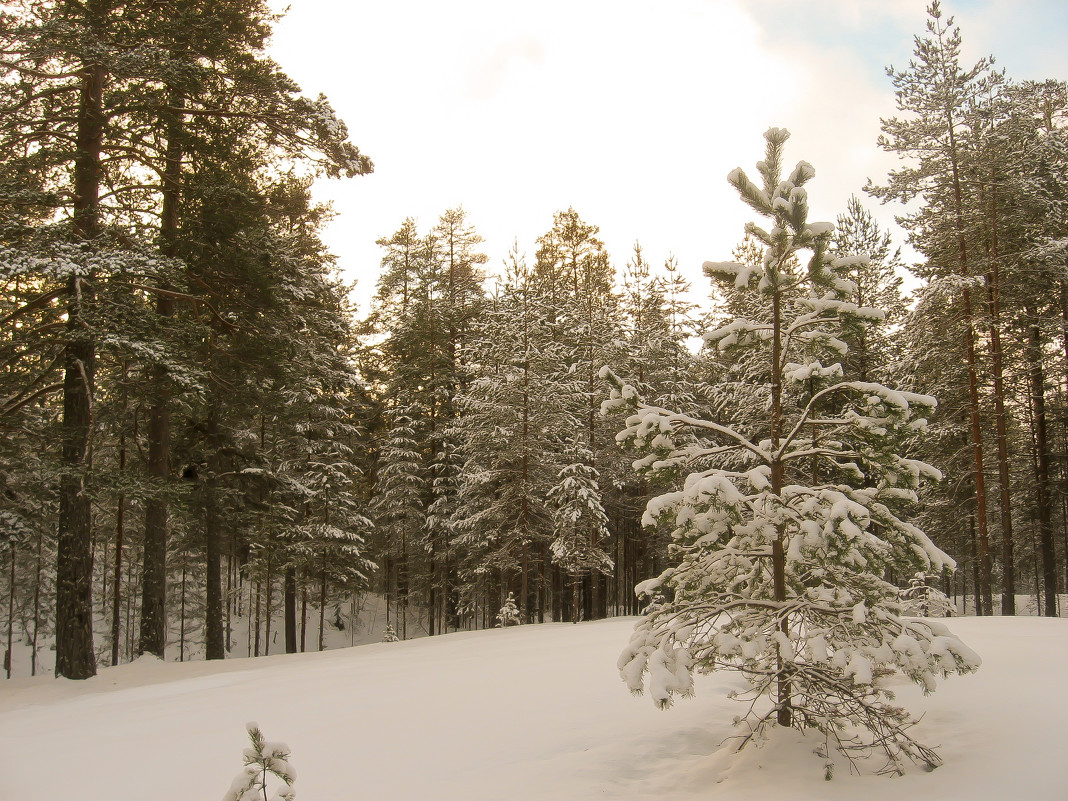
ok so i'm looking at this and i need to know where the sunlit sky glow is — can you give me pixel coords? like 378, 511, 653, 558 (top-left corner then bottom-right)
268, 1, 1068, 312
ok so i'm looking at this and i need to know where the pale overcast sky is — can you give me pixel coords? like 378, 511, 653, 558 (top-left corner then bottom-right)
268, 1, 1068, 313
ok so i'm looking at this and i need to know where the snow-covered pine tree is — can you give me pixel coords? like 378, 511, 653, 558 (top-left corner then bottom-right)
496, 593, 521, 627
548, 438, 613, 623
370, 407, 429, 641
606, 127, 980, 773
899, 573, 954, 618
449, 250, 576, 624
224, 722, 297, 801
830, 196, 906, 384
535, 210, 621, 620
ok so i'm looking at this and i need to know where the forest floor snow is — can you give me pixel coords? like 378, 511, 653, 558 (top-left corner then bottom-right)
1, 615, 1065, 800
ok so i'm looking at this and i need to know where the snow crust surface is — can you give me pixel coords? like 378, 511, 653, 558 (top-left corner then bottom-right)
0, 617, 1065, 800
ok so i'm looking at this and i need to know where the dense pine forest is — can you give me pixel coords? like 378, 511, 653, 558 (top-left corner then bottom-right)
2, 0, 1066, 683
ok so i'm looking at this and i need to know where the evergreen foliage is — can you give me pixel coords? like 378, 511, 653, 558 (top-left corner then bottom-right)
607, 128, 980, 773
496, 593, 521, 627
224, 722, 297, 801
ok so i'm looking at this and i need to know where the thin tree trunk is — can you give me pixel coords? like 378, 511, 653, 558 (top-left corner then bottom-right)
284, 566, 297, 654
32, 530, 42, 676
247, 579, 253, 657
983, 176, 1015, 615
254, 581, 261, 657
970, 513, 979, 616
1027, 318, 1057, 616
264, 555, 273, 656
300, 586, 308, 652
203, 454, 224, 659
318, 559, 327, 651
111, 425, 126, 666
6, 542, 15, 679
179, 562, 186, 662
125, 548, 136, 661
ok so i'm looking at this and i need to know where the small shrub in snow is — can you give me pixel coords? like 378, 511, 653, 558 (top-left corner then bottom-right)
899, 573, 954, 617
224, 722, 296, 801
382, 623, 399, 642
496, 593, 522, 627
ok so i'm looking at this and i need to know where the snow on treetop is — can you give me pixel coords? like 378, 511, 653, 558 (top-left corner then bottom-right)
783, 360, 844, 383
788, 160, 816, 184
763, 126, 790, 143
795, 295, 886, 322
703, 260, 762, 288
829, 254, 871, 269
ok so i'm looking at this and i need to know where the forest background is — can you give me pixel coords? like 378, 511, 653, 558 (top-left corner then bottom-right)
1, 0, 1067, 681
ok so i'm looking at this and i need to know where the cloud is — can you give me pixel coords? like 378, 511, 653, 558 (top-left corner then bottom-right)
268, 0, 1068, 313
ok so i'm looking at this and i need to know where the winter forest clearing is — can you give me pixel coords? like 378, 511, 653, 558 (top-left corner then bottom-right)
2, 616, 1067, 800
3, 0, 1068, 797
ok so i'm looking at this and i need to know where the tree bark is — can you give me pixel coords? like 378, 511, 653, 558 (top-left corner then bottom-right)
1027, 318, 1057, 616
203, 439, 225, 659
55, 40, 105, 679
138, 90, 183, 659
983, 176, 1015, 615
284, 566, 297, 653
111, 425, 125, 667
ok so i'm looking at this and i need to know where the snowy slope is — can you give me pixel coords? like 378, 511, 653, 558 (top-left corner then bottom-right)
1, 616, 1065, 801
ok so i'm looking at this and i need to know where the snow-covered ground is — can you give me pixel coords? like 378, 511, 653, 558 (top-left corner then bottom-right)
1, 616, 1065, 800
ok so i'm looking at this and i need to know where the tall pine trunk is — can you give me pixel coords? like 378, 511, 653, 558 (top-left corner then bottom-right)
203, 429, 225, 660
982, 175, 1015, 615
948, 129, 994, 617
139, 91, 183, 658
55, 30, 106, 679
1026, 315, 1057, 616
111, 423, 126, 666
284, 567, 297, 653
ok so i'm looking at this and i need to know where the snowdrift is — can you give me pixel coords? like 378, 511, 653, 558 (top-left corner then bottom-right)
1, 616, 1065, 800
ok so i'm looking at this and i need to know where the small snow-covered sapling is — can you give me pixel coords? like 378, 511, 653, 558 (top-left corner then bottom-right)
223, 722, 297, 801
496, 593, 522, 627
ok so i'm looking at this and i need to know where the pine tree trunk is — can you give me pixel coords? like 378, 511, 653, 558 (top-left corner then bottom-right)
32, 531, 42, 676
139, 89, 184, 660
253, 581, 261, 657
520, 543, 529, 623
204, 455, 224, 659
284, 566, 297, 654
264, 555, 273, 656
301, 586, 308, 651
111, 424, 126, 666
138, 394, 169, 657
179, 562, 186, 662
6, 542, 15, 679
55, 34, 105, 679
1027, 318, 1057, 616
318, 562, 327, 651
982, 176, 1015, 615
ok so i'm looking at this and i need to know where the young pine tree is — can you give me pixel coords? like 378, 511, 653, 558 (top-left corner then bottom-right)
606, 128, 979, 774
